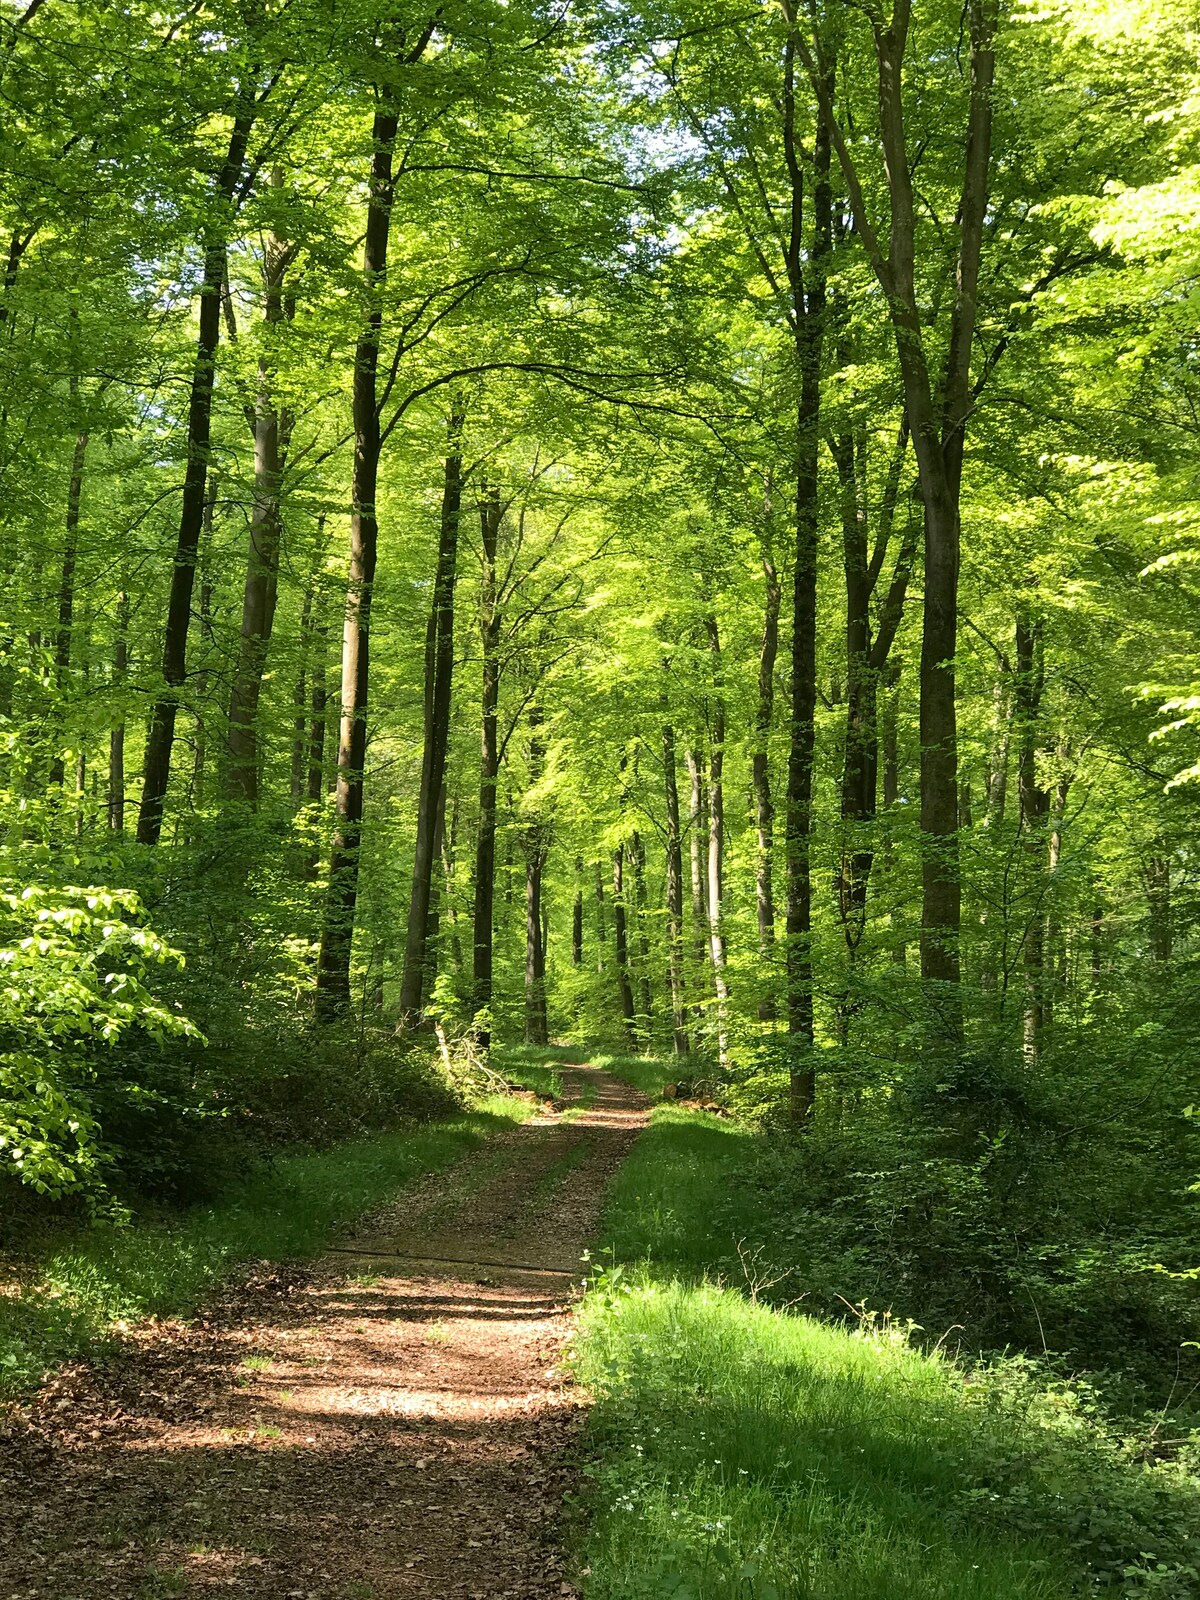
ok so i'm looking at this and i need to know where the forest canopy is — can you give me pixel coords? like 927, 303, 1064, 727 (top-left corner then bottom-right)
0, 0, 1197, 1365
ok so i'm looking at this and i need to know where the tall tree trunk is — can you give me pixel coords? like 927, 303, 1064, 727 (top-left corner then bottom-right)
753, 543, 780, 1020
108, 588, 128, 833
400, 404, 466, 1023
225, 181, 292, 807
881, 661, 906, 965
612, 843, 636, 1044
705, 615, 730, 1069
629, 827, 654, 1032
189, 476, 219, 809
471, 487, 502, 1048
522, 703, 549, 1045
799, 0, 998, 1047
315, 88, 401, 1019
138, 99, 255, 844
572, 856, 584, 967
1015, 611, 1048, 1062
782, 48, 831, 1121
662, 714, 689, 1056
48, 426, 89, 790
594, 860, 607, 970
525, 847, 548, 1045
686, 746, 708, 982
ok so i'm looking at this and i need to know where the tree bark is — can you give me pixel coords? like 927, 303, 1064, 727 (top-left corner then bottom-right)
629, 827, 654, 1031
471, 487, 502, 1048
315, 88, 400, 1019
225, 179, 292, 807
705, 614, 730, 1069
686, 746, 708, 983
1015, 611, 1049, 1061
753, 541, 780, 1020
612, 843, 636, 1044
662, 712, 689, 1056
48, 426, 89, 790
108, 588, 128, 833
138, 96, 255, 844
797, 0, 999, 1047
400, 404, 466, 1023
782, 40, 831, 1120
572, 856, 584, 967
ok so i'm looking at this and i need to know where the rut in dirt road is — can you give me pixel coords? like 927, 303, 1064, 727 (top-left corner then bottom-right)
0, 1064, 649, 1600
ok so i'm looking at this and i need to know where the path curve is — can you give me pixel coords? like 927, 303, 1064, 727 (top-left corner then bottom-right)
0, 1063, 649, 1599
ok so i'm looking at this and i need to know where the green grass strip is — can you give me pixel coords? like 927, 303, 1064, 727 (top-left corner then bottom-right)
0, 1093, 530, 1399
574, 1101, 1200, 1599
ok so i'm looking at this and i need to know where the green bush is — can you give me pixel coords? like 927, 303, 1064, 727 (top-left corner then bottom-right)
0, 882, 202, 1203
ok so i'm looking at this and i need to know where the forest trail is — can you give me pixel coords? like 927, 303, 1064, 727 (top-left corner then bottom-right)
0, 1065, 649, 1600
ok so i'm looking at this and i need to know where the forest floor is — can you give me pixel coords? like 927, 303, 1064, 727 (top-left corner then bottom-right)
0, 1064, 649, 1600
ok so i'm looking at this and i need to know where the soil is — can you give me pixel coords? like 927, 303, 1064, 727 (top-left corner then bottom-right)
0, 1064, 649, 1600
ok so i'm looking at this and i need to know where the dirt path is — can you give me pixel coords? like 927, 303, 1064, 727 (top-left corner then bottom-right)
0, 1064, 649, 1600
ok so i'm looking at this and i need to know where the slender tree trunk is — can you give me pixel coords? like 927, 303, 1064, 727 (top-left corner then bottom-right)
108, 588, 128, 832
525, 846, 548, 1045
1015, 611, 1048, 1062
881, 662, 906, 965
400, 404, 466, 1023
138, 100, 254, 844
48, 426, 89, 789
783, 112, 830, 1120
686, 746, 708, 981
316, 90, 401, 1018
612, 843, 636, 1043
753, 545, 780, 1020
521, 702, 550, 1045
471, 488, 501, 1048
225, 182, 292, 807
662, 714, 689, 1056
594, 860, 607, 970
189, 476, 219, 809
629, 827, 654, 1032
705, 615, 730, 1069
572, 856, 584, 967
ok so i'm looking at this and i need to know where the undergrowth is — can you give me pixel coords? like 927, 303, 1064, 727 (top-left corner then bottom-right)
575, 1101, 1200, 1599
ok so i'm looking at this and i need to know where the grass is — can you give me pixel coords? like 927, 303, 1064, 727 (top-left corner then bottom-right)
0, 1092, 531, 1399
574, 1100, 1200, 1599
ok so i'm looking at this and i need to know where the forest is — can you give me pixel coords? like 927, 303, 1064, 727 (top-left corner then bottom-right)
1, 0, 1199, 1596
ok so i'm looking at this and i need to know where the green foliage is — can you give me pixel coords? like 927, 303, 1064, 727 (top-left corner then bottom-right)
0, 883, 201, 1201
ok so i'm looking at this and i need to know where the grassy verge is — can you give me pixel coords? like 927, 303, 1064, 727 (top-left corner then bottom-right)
574, 1103, 1200, 1599
0, 1093, 530, 1400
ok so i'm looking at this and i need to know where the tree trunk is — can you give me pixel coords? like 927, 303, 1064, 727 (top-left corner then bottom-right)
108, 588, 128, 833
316, 93, 400, 1019
782, 41, 831, 1122
48, 427, 89, 790
571, 856, 584, 967
753, 544, 780, 1020
471, 487, 502, 1048
400, 404, 466, 1023
1015, 611, 1049, 1062
225, 183, 292, 808
138, 99, 254, 844
686, 746, 708, 982
705, 615, 730, 1069
524, 847, 548, 1045
662, 714, 689, 1056
594, 859, 607, 970
612, 843, 637, 1044
629, 827, 654, 1032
